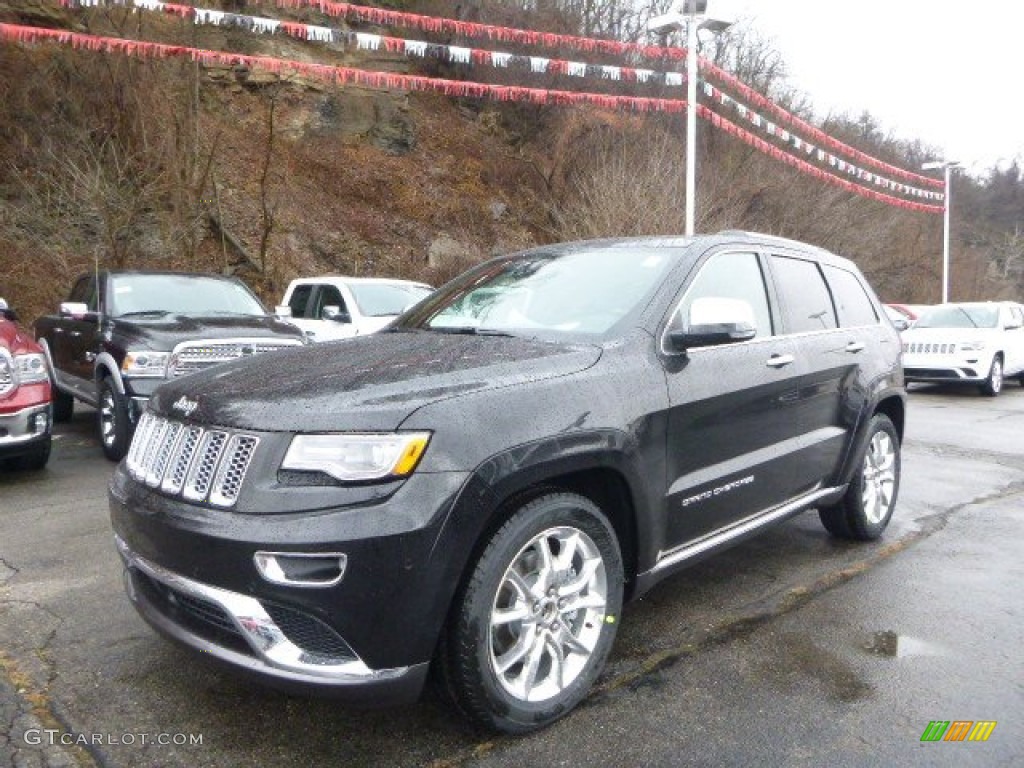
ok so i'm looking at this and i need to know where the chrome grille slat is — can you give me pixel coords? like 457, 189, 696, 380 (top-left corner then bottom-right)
125, 414, 258, 508
209, 435, 259, 507
183, 431, 229, 502
148, 422, 184, 487
163, 426, 203, 495
140, 419, 170, 484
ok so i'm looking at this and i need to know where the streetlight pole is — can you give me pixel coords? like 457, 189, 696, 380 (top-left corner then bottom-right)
685, 8, 699, 236
649, 1, 732, 237
922, 160, 961, 304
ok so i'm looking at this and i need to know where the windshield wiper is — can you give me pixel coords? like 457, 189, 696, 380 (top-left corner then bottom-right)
428, 326, 517, 337
117, 310, 171, 318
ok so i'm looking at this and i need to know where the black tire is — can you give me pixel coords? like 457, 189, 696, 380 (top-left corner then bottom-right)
98, 378, 131, 461
819, 414, 900, 541
979, 356, 1003, 397
51, 389, 74, 423
439, 492, 624, 734
9, 438, 51, 471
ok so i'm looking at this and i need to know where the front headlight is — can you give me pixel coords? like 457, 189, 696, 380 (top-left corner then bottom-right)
122, 350, 170, 378
958, 340, 985, 351
14, 353, 48, 384
282, 432, 431, 482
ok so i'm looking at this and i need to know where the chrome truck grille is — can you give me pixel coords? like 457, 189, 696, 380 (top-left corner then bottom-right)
125, 412, 259, 508
0, 350, 13, 395
168, 338, 303, 378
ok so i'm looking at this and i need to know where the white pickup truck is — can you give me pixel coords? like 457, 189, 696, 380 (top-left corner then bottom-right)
279, 276, 433, 342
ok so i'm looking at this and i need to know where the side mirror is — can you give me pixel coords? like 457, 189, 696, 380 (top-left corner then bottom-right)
0, 298, 16, 322
60, 302, 94, 319
891, 317, 910, 331
322, 305, 351, 323
667, 297, 757, 353
274, 305, 293, 318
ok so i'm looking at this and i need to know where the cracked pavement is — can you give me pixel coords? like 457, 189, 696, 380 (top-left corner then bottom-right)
1, 387, 1022, 767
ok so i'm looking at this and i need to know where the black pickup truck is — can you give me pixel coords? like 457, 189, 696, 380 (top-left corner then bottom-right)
35, 271, 306, 460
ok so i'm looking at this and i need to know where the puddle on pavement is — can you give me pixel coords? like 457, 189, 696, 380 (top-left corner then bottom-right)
863, 630, 946, 658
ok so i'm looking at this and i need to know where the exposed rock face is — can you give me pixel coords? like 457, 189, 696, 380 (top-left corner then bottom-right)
0, 1, 68, 25
428, 235, 475, 270
311, 91, 415, 154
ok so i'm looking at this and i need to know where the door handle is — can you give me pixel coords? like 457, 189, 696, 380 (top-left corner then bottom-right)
766, 354, 795, 368
845, 341, 865, 353
70, 331, 81, 338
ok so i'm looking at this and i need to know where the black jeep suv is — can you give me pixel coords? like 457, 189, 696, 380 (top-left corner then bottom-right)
110, 233, 905, 733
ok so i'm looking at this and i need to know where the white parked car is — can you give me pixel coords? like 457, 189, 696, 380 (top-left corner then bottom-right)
279, 277, 433, 342
902, 301, 1024, 396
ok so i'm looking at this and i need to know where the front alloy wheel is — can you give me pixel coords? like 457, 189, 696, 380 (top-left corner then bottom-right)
489, 526, 608, 703
98, 378, 131, 461
980, 356, 1003, 396
440, 493, 623, 734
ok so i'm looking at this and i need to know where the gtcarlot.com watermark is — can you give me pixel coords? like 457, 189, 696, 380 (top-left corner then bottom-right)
24, 729, 203, 747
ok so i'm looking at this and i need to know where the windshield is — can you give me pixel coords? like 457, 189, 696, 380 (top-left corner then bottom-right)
108, 274, 267, 318
914, 304, 999, 329
396, 247, 682, 339
348, 282, 433, 317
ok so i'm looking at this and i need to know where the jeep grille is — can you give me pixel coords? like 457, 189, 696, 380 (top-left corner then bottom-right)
126, 412, 259, 508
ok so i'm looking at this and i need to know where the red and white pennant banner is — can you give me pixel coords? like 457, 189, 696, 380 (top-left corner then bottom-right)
0, 23, 686, 113
699, 105, 943, 214
60, 0, 690, 87
701, 83, 943, 202
698, 60, 944, 190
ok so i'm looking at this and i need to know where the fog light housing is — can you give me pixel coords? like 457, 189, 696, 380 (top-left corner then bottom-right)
32, 410, 50, 435
254, 552, 347, 587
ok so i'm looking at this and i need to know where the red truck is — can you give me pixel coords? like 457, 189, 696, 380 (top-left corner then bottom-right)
0, 297, 52, 470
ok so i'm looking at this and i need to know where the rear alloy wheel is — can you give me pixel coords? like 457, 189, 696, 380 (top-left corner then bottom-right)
819, 413, 900, 541
980, 356, 1003, 397
440, 493, 623, 734
98, 378, 131, 461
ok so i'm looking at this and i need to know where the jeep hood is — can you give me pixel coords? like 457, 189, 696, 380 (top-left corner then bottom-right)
111, 314, 304, 348
150, 331, 602, 432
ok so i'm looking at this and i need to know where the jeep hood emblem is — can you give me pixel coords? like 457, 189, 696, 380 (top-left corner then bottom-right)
172, 396, 199, 417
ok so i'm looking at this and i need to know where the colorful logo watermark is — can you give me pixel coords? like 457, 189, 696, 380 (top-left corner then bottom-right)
920, 721, 997, 742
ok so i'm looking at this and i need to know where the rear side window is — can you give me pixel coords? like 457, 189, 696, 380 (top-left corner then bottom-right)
823, 265, 878, 327
769, 255, 837, 334
288, 285, 314, 318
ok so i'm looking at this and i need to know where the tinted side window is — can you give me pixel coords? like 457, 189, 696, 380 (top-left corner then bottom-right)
674, 251, 772, 339
770, 255, 837, 333
316, 286, 347, 317
69, 275, 97, 310
823, 265, 878, 327
288, 285, 314, 318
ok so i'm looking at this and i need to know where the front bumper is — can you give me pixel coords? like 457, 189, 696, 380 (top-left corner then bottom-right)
115, 534, 428, 703
903, 353, 990, 383
0, 403, 51, 458
109, 462, 478, 700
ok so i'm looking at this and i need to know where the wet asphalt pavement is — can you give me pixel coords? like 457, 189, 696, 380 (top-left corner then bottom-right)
1, 384, 1022, 767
